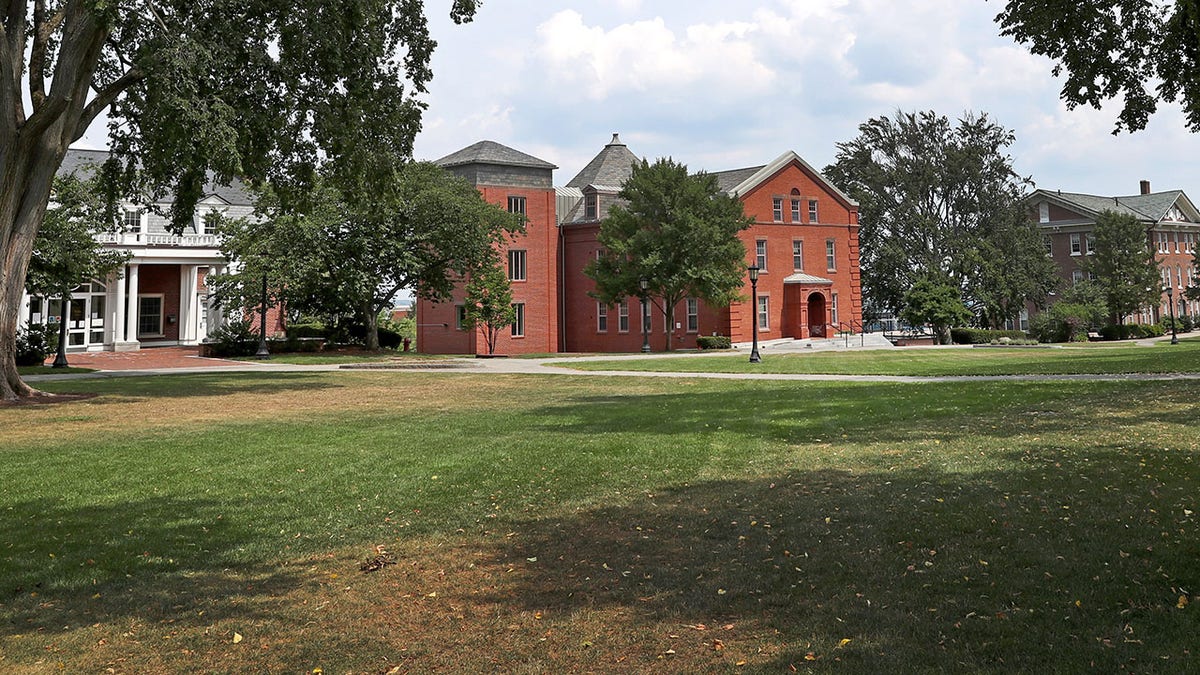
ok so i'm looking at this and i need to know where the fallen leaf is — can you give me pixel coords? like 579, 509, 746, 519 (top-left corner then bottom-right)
837, 638, 852, 648
1178, 596, 1189, 609
232, 632, 243, 644
805, 652, 817, 661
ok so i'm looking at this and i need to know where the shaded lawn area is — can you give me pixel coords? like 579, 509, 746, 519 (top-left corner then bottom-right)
230, 350, 459, 365
1, 371, 1198, 672
15, 365, 95, 376
555, 341, 1200, 376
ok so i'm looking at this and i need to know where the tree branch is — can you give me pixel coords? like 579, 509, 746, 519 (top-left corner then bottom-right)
73, 67, 143, 141
29, 0, 47, 108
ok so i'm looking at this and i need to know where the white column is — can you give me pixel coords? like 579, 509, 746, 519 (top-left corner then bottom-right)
178, 265, 192, 343
122, 263, 140, 350
113, 266, 127, 344
189, 265, 202, 341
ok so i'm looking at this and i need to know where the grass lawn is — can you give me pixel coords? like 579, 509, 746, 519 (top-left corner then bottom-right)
2, 371, 1198, 672
555, 341, 1200, 376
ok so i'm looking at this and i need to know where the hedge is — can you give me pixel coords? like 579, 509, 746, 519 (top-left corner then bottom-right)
1096, 323, 1166, 341
950, 328, 1029, 345
696, 335, 732, 350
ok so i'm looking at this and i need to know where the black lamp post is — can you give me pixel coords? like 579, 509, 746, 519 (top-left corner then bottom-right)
1166, 284, 1179, 345
255, 272, 270, 359
748, 265, 761, 363
639, 277, 651, 354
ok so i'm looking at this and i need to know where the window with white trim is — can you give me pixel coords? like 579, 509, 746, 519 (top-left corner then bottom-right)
772, 198, 783, 222
1070, 233, 1082, 255
642, 300, 652, 333
1084, 232, 1095, 255
455, 305, 466, 330
792, 240, 804, 271
508, 249, 527, 282
686, 298, 699, 333
584, 194, 598, 220
597, 303, 608, 332
1044, 236, 1052, 256
791, 198, 801, 222
809, 199, 819, 223
831, 292, 839, 325
757, 295, 769, 331
1072, 269, 1084, 285
122, 208, 142, 232
756, 239, 767, 270
511, 303, 525, 337
137, 295, 164, 337
825, 239, 836, 271
618, 301, 629, 333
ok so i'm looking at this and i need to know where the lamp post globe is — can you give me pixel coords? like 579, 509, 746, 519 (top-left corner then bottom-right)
748, 265, 761, 363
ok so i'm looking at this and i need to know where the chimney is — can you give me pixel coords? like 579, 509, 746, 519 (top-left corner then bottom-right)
1140, 180, 1151, 195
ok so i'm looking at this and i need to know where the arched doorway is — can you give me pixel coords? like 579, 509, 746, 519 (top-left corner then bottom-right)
807, 292, 827, 338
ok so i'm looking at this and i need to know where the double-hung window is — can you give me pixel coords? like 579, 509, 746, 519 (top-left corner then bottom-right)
809, 199, 819, 223
508, 250, 527, 282
772, 198, 783, 222
686, 298, 699, 333
792, 240, 804, 271
757, 295, 769, 331
755, 240, 768, 270
791, 198, 801, 222
597, 303, 608, 332
618, 301, 629, 333
825, 240, 836, 271
511, 303, 525, 337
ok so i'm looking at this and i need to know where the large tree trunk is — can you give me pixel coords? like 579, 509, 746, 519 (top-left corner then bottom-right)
1, 145, 70, 401
363, 306, 381, 351
1, 10, 110, 400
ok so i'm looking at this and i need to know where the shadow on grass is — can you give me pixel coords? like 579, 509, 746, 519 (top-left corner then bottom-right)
40, 372, 347, 401
468, 449, 1200, 671
0, 495, 306, 639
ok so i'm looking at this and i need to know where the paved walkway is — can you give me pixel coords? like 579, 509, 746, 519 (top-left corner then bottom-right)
21, 337, 1200, 385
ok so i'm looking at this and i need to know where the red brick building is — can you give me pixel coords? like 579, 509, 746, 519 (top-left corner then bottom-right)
1027, 181, 1200, 323
420, 135, 862, 354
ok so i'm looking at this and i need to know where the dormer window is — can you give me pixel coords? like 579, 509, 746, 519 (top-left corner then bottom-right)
585, 193, 598, 220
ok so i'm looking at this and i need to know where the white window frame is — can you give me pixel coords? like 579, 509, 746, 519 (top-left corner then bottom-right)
1072, 269, 1084, 285
510, 302, 525, 338
597, 302, 608, 333
137, 294, 165, 338
772, 197, 783, 222
826, 239, 836, 271
792, 239, 804, 271
1084, 232, 1095, 255
1070, 233, 1082, 255
122, 207, 143, 232
1044, 236, 1052, 256
756, 239, 768, 271
584, 194, 598, 220
686, 298, 699, 333
757, 295, 769, 331
809, 199, 819, 223
831, 292, 839, 326
618, 300, 629, 333
508, 249, 527, 282
791, 198, 801, 223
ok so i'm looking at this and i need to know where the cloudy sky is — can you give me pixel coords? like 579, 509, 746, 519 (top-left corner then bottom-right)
411, 0, 1200, 197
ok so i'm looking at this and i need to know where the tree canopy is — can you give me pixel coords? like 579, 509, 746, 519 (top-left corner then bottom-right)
214, 162, 522, 351
26, 175, 129, 300
1080, 210, 1162, 324
585, 158, 752, 351
996, 0, 1200, 132
1, 0, 480, 399
824, 110, 1058, 328
462, 256, 516, 356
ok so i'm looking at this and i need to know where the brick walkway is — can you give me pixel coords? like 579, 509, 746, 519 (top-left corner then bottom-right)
49, 347, 253, 371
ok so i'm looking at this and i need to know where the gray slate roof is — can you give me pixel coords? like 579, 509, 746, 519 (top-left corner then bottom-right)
434, 140, 556, 170
709, 166, 765, 194
59, 148, 254, 206
1045, 189, 1186, 223
566, 134, 639, 189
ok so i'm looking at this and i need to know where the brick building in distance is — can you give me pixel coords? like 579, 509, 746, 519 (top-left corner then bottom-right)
418, 134, 863, 355
1027, 181, 1200, 324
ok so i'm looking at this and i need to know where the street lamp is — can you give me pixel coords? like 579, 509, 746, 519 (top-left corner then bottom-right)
748, 265, 761, 363
639, 277, 651, 354
255, 272, 271, 359
1165, 284, 1179, 345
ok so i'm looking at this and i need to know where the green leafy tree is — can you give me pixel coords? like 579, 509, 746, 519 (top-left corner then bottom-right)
586, 158, 752, 351
1080, 210, 1162, 325
900, 276, 973, 344
1030, 280, 1107, 342
824, 110, 1056, 327
996, 1, 1200, 132
462, 257, 516, 356
26, 175, 130, 366
0, 0, 480, 399
214, 163, 521, 351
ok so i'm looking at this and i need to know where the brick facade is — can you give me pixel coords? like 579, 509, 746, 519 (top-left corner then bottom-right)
419, 139, 863, 355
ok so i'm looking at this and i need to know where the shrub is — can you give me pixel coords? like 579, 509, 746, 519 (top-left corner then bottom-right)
15, 323, 54, 366
1097, 323, 1166, 341
697, 335, 732, 350
1182, 314, 1195, 332
377, 327, 403, 349
950, 328, 1028, 345
286, 322, 327, 339
204, 319, 259, 357
1029, 302, 1099, 343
